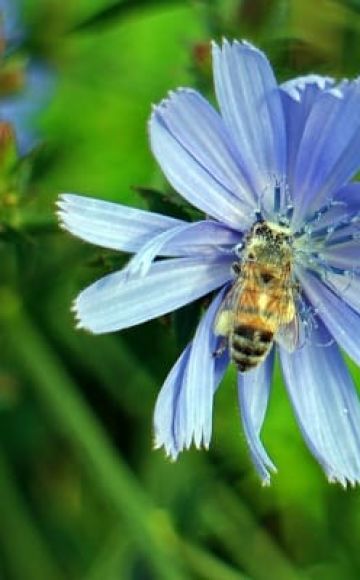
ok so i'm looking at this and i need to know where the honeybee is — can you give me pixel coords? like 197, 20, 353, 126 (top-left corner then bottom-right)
214, 220, 299, 372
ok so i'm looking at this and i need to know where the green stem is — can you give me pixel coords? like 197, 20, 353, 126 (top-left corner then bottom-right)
177, 537, 249, 580
0, 290, 185, 580
0, 450, 63, 580
201, 478, 302, 580
85, 525, 133, 580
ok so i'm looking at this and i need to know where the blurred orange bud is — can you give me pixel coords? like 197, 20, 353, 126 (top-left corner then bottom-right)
0, 61, 26, 97
193, 42, 211, 65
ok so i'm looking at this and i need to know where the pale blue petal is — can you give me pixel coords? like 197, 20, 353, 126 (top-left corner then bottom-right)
151, 88, 256, 208
333, 182, 360, 210
297, 267, 360, 366
292, 81, 360, 229
312, 184, 360, 271
237, 349, 276, 484
174, 288, 228, 451
321, 245, 360, 271
154, 289, 229, 458
153, 345, 191, 460
126, 220, 240, 277
280, 75, 334, 192
58, 193, 185, 253
280, 319, 360, 486
75, 255, 233, 334
149, 101, 252, 230
281, 75, 334, 103
212, 40, 286, 200
316, 273, 360, 315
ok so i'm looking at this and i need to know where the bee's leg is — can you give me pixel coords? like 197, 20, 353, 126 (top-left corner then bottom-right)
292, 280, 301, 295
234, 241, 244, 258
212, 337, 228, 358
231, 261, 241, 276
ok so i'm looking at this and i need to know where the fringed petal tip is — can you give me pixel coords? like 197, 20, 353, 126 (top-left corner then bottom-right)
253, 459, 277, 487
261, 475, 272, 488
56, 212, 67, 230
211, 38, 263, 54
56, 195, 81, 231
56, 211, 77, 235
281, 75, 335, 102
153, 437, 179, 462
153, 434, 210, 462
55, 195, 69, 224
238, 352, 277, 487
72, 300, 97, 334
56, 193, 77, 208
327, 473, 360, 489
149, 88, 197, 128
71, 298, 88, 331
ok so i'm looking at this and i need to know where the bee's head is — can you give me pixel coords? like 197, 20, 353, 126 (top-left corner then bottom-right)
246, 220, 293, 265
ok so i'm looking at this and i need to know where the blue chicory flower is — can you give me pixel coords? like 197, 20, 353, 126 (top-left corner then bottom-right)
58, 40, 360, 486
0, 0, 24, 48
0, 0, 53, 154
0, 62, 54, 154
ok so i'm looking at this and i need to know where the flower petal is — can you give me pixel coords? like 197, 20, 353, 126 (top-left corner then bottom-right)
297, 267, 360, 366
154, 289, 229, 458
153, 344, 191, 460
280, 319, 360, 485
174, 288, 228, 450
292, 81, 360, 229
75, 255, 233, 334
126, 220, 240, 277
321, 245, 360, 272
237, 349, 276, 484
58, 193, 184, 253
151, 88, 255, 207
212, 40, 286, 200
332, 182, 360, 212
149, 96, 252, 230
280, 75, 334, 192
281, 75, 334, 103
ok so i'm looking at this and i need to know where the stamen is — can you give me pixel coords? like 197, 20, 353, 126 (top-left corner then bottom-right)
285, 204, 294, 222
310, 255, 354, 277
309, 212, 360, 241
273, 182, 281, 213
295, 293, 317, 346
326, 232, 360, 247
295, 199, 347, 237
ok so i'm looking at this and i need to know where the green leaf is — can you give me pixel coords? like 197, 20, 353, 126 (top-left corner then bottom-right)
71, 0, 182, 32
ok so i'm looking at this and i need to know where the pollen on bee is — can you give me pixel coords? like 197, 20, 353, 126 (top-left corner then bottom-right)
214, 309, 233, 336
258, 293, 269, 311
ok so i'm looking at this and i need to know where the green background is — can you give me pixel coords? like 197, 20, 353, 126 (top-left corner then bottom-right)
1, 1, 360, 578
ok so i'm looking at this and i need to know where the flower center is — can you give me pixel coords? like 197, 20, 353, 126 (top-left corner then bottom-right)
293, 198, 360, 282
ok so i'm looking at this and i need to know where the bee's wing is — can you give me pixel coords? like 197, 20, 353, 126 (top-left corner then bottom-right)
275, 313, 304, 353
213, 281, 241, 337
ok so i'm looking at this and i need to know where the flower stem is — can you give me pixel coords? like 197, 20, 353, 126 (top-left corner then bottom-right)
0, 289, 185, 580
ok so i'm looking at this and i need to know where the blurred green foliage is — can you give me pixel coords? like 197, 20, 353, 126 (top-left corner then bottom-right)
1, 0, 360, 579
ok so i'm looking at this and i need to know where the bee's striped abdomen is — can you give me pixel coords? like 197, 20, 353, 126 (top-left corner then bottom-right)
230, 324, 274, 372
